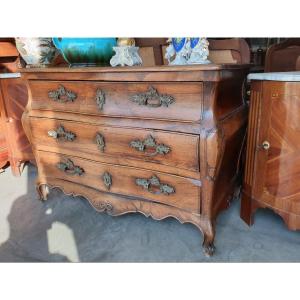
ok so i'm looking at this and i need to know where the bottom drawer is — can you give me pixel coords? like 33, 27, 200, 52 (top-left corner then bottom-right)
37, 151, 201, 213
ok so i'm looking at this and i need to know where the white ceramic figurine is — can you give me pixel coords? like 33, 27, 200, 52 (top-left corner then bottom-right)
187, 38, 211, 64
165, 38, 211, 65
110, 38, 142, 67
165, 38, 190, 65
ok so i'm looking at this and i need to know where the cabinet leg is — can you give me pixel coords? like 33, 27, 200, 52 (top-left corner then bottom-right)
37, 184, 49, 201
240, 192, 254, 226
202, 237, 216, 257
202, 222, 216, 257
10, 161, 25, 177
0, 161, 8, 173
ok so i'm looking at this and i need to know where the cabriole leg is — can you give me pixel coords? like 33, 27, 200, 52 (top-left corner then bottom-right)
37, 184, 49, 201
202, 221, 216, 257
202, 235, 216, 257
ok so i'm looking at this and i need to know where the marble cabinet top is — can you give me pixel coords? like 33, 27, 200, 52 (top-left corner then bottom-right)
0, 73, 21, 79
248, 71, 300, 82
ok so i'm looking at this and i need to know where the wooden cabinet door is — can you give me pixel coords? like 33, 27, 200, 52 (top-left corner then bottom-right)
251, 81, 300, 215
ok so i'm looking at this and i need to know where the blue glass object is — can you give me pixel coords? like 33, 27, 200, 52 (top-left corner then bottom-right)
171, 38, 186, 53
190, 38, 200, 49
52, 38, 117, 66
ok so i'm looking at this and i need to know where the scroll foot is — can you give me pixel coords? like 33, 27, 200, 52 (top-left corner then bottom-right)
202, 222, 216, 257
11, 161, 25, 177
202, 240, 216, 257
37, 184, 49, 201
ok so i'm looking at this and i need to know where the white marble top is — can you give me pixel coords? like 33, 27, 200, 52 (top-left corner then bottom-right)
248, 71, 300, 82
0, 73, 21, 79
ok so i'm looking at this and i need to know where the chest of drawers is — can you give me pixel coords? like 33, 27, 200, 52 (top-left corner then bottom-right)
21, 65, 248, 256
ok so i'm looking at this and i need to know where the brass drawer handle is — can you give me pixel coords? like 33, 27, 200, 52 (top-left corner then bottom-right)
57, 158, 84, 176
103, 172, 112, 190
95, 132, 105, 152
48, 125, 76, 141
130, 134, 170, 156
95, 89, 105, 110
131, 86, 175, 108
48, 85, 77, 103
135, 175, 175, 195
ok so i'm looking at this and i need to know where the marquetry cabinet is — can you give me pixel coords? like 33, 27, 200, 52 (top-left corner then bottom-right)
241, 72, 300, 230
21, 65, 248, 256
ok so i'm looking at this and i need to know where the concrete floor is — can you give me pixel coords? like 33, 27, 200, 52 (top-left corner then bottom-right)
0, 163, 299, 262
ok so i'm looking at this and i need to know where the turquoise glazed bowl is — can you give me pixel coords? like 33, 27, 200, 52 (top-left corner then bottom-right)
52, 38, 117, 66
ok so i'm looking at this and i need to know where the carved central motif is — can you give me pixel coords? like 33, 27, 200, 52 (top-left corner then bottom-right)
129, 134, 171, 156
131, 86, 175, 108
48, 85, 77, 103
92, 201, 113, 213
135, 175, 175, 195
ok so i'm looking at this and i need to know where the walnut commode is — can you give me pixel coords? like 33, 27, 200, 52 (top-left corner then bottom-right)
21, 64, 248, 256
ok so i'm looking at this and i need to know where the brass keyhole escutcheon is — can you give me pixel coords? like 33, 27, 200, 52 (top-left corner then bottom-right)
261, 141, 270, 150
102, 172, 112, 190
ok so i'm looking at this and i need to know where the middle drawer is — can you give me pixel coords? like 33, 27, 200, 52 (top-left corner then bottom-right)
29, 118, 200, 172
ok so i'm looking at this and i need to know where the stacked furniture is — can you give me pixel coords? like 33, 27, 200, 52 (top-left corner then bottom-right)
264, 39, 300, 72
0, 101, 7, 171
0, 39, 18, 172
241, 72, 300, 230
208, 38, 250, 64
0, 39, 33, 175
21, 64, 248, 255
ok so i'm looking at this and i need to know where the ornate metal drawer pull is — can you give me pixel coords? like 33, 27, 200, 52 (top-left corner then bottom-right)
130, 135, 170, 156
102, 172, 112, 190
48, 85, 77, 103
135, 175, 175, 195
95, 132, 105, 152
130, 86, 175, 108
48, 125, 76, 141
57, 158, 84, 176
95, 89, 105, 110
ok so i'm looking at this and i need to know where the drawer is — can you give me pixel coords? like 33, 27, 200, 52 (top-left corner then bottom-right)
29, 81, 203, 122
30, 118, 200, 172
37, 151, 201, 213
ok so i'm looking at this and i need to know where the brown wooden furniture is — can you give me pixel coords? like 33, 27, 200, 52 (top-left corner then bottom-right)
21, 64, 248, 256
0, 39, 33, 175
0, 39, 17, 171
135, 38, 168, 66
264, 38, 300, 72
0, 75, 33, 175
241, 73, 300, 230
0, 100, 8, 172
0, 38, 19, 67
208, 38, 250, 64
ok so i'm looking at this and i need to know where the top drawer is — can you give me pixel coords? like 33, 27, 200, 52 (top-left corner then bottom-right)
29, 81, 203, 122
